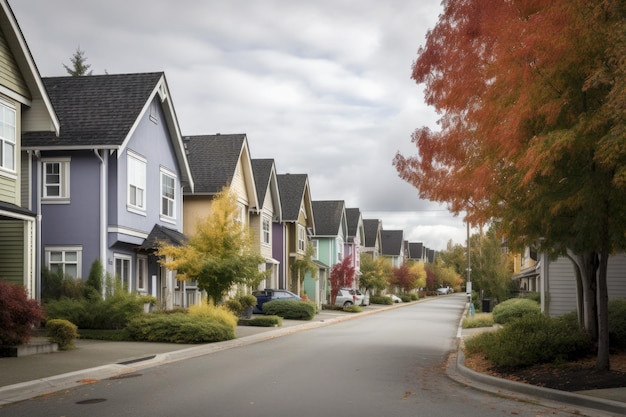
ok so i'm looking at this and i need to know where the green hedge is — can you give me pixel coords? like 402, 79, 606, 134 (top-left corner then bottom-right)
262, 300, 316, 320
126, 313, 235, 343
492, 298, 541, 325
370, 295, 393, 305
45, 319, 78, 350
464, 313, 591, 369
239, 315, 283, 327
343, 305, 363, 313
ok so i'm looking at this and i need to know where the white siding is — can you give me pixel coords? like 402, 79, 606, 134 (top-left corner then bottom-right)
547, 257, 577, 317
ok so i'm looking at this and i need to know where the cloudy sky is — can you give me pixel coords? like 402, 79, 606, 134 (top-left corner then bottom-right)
9, 0, 468, 251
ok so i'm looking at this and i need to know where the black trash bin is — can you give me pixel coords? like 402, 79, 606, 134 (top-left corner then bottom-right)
482, 298, 491, 313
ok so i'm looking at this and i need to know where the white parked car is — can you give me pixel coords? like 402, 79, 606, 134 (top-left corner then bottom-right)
437, 286, 452, 295
388, 294, 402, 303
335, 288, 364, 307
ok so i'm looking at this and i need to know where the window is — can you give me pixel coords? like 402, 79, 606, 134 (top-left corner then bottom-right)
0, 100, 16, 172
137, 256, 147, 292
297, 225, 306, 253
311, 239, 319, 259
42, 159, 70, 201
127, 152, 146, 212
236, 204, 246, 227
46, 247, 82, 279
160, 168, 176, 220
262, 216, 271, 245
114, 255, 132, 291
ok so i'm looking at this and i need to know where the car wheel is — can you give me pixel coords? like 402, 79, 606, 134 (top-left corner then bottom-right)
344, 301, 353, 306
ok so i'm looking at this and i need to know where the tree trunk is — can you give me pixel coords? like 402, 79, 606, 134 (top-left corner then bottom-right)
596, 248, 610, 371
567, 250, 598, 340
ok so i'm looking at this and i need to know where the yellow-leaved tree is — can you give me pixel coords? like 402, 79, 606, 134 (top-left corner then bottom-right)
158, 188, 268, 304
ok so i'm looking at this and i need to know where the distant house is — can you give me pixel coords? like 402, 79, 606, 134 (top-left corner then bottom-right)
251, 159, 282, 290
380, 230, 405, 267
22, 72, 194, 308
276, 173, 315, 296
311, 200, 348, 304
0, 0, 59, 296
344, 207, 364, 286
362, 219, 382, 259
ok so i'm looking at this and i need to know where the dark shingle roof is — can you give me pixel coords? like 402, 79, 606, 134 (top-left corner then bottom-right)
363, 219, 380, 247
312, 200, 344, 236
22, 73, 163, 148
380, 230, 404, 256
251, 159, 274, 209
276, 174, 308, 222
408, 242, 424, 259
140, 224, 187, 250
345, 208, 360, 238
184, 134, 246, 194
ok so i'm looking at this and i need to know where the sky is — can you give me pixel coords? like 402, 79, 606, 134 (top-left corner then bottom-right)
9, 0, 469, 251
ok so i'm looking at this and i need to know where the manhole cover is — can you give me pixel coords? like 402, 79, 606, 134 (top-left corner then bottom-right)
76, 398, 107, 405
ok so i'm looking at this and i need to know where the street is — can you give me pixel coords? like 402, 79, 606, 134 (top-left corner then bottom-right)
0, 295, 600, 416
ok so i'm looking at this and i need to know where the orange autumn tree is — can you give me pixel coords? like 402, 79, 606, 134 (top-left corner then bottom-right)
394, 0, 626, 371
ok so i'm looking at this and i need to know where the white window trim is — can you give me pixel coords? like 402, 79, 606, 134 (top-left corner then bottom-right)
262, 215, 271, 246
297, 224, 306, 253
45, 246, 82, 279
42, 157, 71, 203
159, 166, 177, 223
127, 151, 147, 215
0, 98, 16, 174
114, 253, 133, 293
136, 255, 148, 292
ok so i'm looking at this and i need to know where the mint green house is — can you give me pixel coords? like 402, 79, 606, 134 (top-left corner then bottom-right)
306, 200, 348, 305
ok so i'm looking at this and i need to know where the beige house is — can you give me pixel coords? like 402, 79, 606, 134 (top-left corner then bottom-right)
0, 0, 59, 297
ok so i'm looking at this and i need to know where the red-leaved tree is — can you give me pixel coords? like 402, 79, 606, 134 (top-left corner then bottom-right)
391, 265, 418, 293
0, 282, 45, 346
329, 256, 355, 305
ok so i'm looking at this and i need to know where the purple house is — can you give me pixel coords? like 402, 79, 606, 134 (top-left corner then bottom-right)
22, 73, 194, 307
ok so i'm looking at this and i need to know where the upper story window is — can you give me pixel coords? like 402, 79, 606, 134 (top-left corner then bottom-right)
0, 100, 16, 172
311, 239, 319, 260
42, 158, 70, 202
262, 216, 271, 245
127, 151, 146, 213
297, 224, 306, 253
160, 168, 176, 221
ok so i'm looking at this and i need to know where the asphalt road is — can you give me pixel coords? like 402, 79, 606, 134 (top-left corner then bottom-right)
0, 294, 601, 417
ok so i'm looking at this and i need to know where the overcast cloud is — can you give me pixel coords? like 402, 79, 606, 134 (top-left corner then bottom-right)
9, 0, 468, 251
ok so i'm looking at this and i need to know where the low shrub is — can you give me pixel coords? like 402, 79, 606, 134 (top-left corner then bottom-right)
343, 305, 363, 313
409, 293, 420, 301
400, 294, 412, 302
608, 298, 626, 349
262, 300, 316, 320
126, 313, 235, 343
224, 299, 243, 316
492, 298, 541, 325
462, 313, 494, 329
521, 292, 541, 304
77, 329, 129, 341
239, 315, 283, 327
370, 295, 393, 305
188, 302, 238, 329
45, 319, 78, 350
322, 304, 344, 311
0, 282, 45, 346
464, 313, 592, 369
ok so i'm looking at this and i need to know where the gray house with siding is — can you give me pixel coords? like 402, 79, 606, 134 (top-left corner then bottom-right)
22, 73, 194, 308
0, 0, 59, 297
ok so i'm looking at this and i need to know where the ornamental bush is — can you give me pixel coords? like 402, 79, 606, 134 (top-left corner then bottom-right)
608, 298, 626, 349
45, 319, 78, 350
240, 315, 283, 327
126, 313, 235, 343
0, 282, 45, 346
370, 295, 393, 305
262, 300, 316, 320
491, 297, 541, 325
343, 305, 363, 313
464, 313, 591, 369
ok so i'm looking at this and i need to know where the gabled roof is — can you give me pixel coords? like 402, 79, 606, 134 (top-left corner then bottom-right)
251, 158, 282, 221
345, 208, 361, 239
363, 218, 381, 247
184, 133, 256, 203
21, 72, 193, 190
380, 230, 404, 256
276, 173, 308, 222
23, 73, 163, 148
312, 200, 345, 237
0, 0, 59, 134
408, 242, 424, 260
140, 224, 187, 251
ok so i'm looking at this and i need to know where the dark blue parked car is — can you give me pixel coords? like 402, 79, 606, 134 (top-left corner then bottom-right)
252, 289, 301, 313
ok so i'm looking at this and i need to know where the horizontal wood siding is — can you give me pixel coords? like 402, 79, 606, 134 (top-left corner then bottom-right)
0, 221, 24, 285
232, 162, 249, 207
0, 175, 17, 204
608, 254, 626, 299
20, 151, 29, 209
0, 29, 29, 98
547, 257, 577, 317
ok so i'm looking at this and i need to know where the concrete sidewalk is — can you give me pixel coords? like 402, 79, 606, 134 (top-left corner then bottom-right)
1, 300, 625, 415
